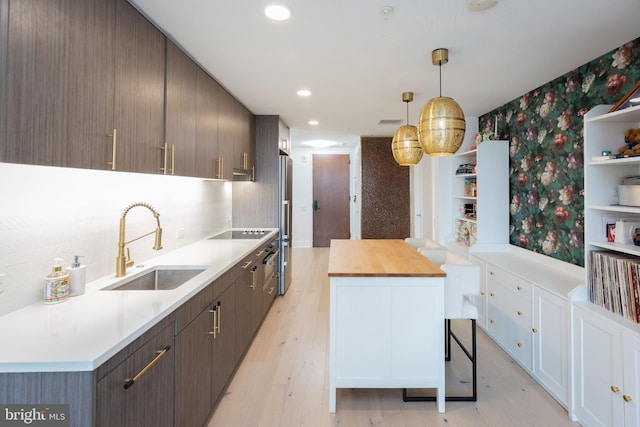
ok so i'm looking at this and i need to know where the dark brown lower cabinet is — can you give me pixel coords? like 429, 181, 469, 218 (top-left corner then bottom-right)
95, 323, 174, 427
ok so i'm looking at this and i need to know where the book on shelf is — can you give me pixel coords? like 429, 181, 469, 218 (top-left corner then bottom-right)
589, 250, 640, 323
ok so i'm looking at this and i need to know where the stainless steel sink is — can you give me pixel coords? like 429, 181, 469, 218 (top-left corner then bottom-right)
102, 266, 208, 291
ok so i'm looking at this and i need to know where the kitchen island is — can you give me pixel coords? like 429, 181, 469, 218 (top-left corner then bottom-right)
327, 239, 447, 413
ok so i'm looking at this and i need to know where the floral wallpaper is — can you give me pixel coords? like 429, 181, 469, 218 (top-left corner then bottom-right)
479, 37, 640, 267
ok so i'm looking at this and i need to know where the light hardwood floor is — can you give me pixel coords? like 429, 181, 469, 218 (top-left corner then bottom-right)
208, 248, 581, 427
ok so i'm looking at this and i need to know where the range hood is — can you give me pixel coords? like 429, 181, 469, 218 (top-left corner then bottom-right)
233, 167, 254, 182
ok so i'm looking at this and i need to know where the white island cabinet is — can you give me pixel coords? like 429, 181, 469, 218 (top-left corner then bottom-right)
328, 239, 446, 413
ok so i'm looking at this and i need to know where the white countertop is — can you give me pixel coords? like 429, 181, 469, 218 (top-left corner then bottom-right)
0, 229, 278, 373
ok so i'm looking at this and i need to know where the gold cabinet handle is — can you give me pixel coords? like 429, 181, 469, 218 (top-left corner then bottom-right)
517, 285, 523, 291
123, 345, 171, 389
489, 319, 495, 324
489, 271, 495, 276
517, 311, 523, 316
242, 152, 248, 170
209, 305, 217, 338
490, 292, 495, 297
532, 328, 538, 333
107, 128, 117, 170
252, 165, 255, 182
215, 157, 224, 179
517, 342, 523, 348
267, 286, 275, 295
623, 395, 632, 402
250, 267, 257, 290
611, 385, 620, 393
221, 157, 224, 178
216, 302, 221, 334
241, 260, 253, 269
480, 291, 485, 296
170, 144, 175, 175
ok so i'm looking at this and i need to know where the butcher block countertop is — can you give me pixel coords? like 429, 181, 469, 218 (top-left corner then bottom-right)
328, 239, 446, 277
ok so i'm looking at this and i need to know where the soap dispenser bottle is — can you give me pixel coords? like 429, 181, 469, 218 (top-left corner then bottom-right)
44, 258, 70, 304
66, 255, 86, 296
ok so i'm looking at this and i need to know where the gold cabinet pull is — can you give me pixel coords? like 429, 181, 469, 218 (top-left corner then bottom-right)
517, 342, 523, 348
242, 152, 248, 170
107, 128, 117, 170
489, 271, 495, 276
480, 291, 485, 296
517, 285, 523, 291
161, 142, 169, 174
250, 267, 257, 290
517, 311, 523, 316
623, 395, 632, 402
216, 302, 221, 334
215, 157, 224, 179
267, 286, 275, 295
170, 144, 175, 175
490, 292, 495, 297
209, 305, 217, 338
123, 345, 171, 390
611, 385, 620, 393
251, 165, 255, 182
489, 319, 495, 324
532, 328, 538, 333
241, 260, 253, 269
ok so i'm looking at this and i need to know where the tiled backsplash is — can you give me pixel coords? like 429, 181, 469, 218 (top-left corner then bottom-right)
0, 163, 232, 316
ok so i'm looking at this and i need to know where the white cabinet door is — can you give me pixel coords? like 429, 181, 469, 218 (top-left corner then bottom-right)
573, 305, 624, 427
623, 331, 640, 426
533, 286, 567, 406
469, 254, 486, 328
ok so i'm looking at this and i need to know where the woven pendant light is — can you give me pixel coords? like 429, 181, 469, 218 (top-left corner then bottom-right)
392, 92, 423, 166
418, 48, 466, 156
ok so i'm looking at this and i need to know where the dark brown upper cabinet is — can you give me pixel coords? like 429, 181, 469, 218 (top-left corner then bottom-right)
165, 40, 197, 177
1, 0, 254, 180
3, 0, 164, 174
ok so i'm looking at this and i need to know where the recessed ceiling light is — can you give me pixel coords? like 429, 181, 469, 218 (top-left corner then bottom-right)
467, 0, 498, 12
302, 140, 344, 148
308, 120, 319, 125
297, 89, 312, 97
265, 3, 291, 21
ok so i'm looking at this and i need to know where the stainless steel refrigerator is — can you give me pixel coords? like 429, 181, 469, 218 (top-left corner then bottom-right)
279, 155, 293, 295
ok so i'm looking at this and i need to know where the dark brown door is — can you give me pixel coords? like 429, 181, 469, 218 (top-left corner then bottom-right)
360, 137, 410, 239
313, 154, 350, 246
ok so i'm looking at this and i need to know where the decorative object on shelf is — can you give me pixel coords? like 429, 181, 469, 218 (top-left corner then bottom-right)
418, 48, 466, 156
473, 131, 495, 145
609, 80, 640, 112
391, 92, 423, 166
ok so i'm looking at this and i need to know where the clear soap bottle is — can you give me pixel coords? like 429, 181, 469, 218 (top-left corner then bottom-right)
44, 258, 70, 304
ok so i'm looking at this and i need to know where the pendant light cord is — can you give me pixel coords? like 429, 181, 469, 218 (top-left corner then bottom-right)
439, 62, 442, 97
406, 101, 410, 126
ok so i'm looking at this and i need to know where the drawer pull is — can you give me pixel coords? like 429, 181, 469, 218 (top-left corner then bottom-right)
489, 271, 495, 276
532, 328, 538, 333
489, 319, 494, 324
611, 385, 620, 393
517, 285, 523, 291
241, 260, 253, 269
107, 128, 117, 170
517, 342, 523, 348
209, 306, 217, 338
490, 292, 495, 297
517, 311, 523, 316
123, 345, 171, 390
480, 291, 485, 296
623, 395, 632, 402
267, 286, 275, 295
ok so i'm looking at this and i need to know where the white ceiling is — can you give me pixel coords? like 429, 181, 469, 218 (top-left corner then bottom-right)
130, 0, 640, 149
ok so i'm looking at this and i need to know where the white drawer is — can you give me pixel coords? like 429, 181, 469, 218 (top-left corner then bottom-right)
487, 264, 532, 300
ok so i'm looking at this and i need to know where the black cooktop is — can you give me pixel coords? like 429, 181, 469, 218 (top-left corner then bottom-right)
208, 230, 268, 240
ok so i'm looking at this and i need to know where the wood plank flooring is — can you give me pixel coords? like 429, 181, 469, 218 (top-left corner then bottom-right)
208, 248, 581, 427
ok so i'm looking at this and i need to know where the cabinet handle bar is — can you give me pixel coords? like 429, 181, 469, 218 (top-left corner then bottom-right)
123, 345, 171, 390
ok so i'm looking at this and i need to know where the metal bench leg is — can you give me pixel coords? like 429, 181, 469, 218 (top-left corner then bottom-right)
403, 318, 477, 402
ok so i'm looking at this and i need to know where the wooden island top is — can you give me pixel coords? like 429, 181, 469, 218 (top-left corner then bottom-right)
328, 239, 446, 278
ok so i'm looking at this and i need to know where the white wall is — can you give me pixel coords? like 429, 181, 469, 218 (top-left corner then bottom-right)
0, 163, 232, 315
290, 144, 360, 248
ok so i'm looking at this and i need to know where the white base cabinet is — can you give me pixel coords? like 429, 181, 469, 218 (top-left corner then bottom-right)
533, 286, 568, 405
472, 246, 583, 409
572, 302, 640, 426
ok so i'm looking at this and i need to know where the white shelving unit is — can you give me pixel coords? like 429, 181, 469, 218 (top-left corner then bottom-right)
448, 140, 508, 253
572, 104, 640, 426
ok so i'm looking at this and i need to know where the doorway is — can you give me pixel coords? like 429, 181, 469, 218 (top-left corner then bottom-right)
312, 154, 350, 247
